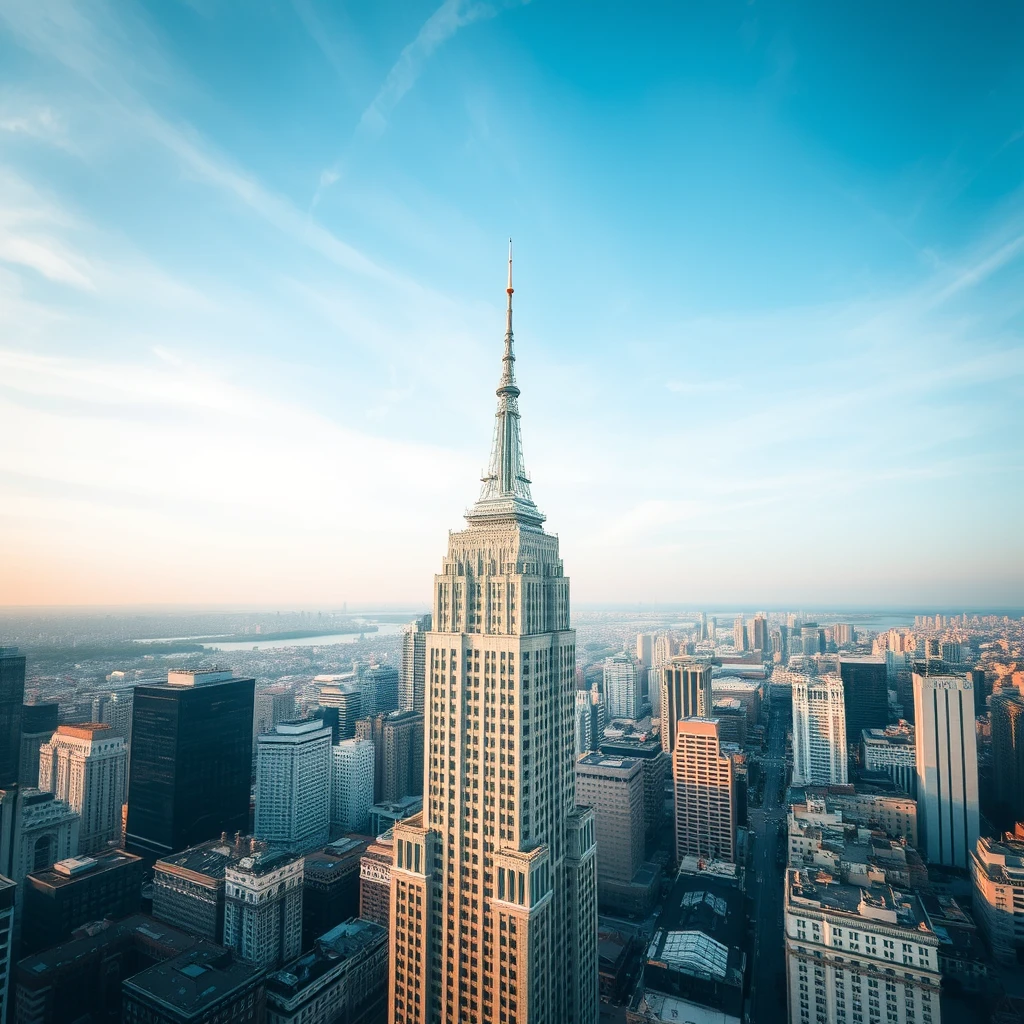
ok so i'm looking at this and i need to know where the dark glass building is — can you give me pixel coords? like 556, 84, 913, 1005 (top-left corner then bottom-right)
0, 647, 26, 787
840, 656, 889, 740
126, 671, 255, 860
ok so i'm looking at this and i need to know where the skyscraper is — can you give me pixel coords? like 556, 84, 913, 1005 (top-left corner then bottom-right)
401, 615, 432, 713
603, 654, 639, 721
356, 710, 425, 804
317, 683, 363, 741
363, 664, 400, 717
19, 702, 58, 789
331, 738, 374, 833
750, 614, 768, 652
389, 250, 598, 1024
913, 669, 979, 869
673, 718, 735, 863
839, 656, 889, 739
255, 718, 332, 853
991, 690, 1024, 830
733, 617, 746, 652
125, 670, 255, 860
659, 658, 712, 754
792, 674, 848, 785
0, 648, 26, 788
38, 724, 127, 854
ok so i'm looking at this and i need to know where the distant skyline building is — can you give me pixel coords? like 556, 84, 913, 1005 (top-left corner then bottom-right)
255, 718, 332, 853
913, 669, 979, 869
126, 669, 255, 860
331, 738, 374, 834
362, 664, 400, 717
400, 614, 432, 713
0, 648, 26, 788
659, 658, 712, 754
604, 654, 640, 721
254, 685, 296, 739
223, 846, 304, 970
19, 702, 58, 790
673, 718, 736, 864
732, 617, 746, 652
750, 613, 768, 652
792, 675, 848, 786
316, 683, 363, 741
38, 724, 127, 854
839, 656, 889, 739
388, 252, 598, 1024
355, 710, 425, 804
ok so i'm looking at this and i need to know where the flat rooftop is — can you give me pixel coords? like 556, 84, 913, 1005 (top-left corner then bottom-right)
266, 919, 386, 999
28, 849, 141, 888
155, 837, 268, 881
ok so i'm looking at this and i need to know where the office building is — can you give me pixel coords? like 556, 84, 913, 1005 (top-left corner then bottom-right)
839, 656, 888, 739
10, 789, 80, 884
254, 686, 296, 739
913, 670, 979, 869
388, 255, 599, 1024
598, 734, 668, 843
400, 615, 432, 713
750, 614, 768, 652
126, 670, 254, 860
355, 710, 425, 804
673, 719, 736, 864
800, 623, 825, 656
792, 675, 848, 786
575, 754, 654, 914
255, 719, 332, 853
574, 691, 593, 756
990, 690, 1024, 830
970, 833, 1024, 965
316, 684, 362, 741
301, 836, 369, 950
38, 724, 127, 854
0, 648, 26, 788
711, 677, 762, 725
95, 689, 135, 751
604, 654, 640, 721
659, 659, 712, 754
15, 914, 198, 1024
266, 919, 388, 1024
22, 849, 143, 954
636, 634, 654, 669
331, 739, 374, 834
359, 835, 394, 930
362, 665, 400, 717
798, 789, 920, 850
784, 869, 941, 1024
121, 942, 265, 1024
861, 723, 916, 795
0, 876, 13, 1024
19, 702, 59, 789
223, 847, 303, 970
711, 698, 747, 745
152, 834, 263, 944
630, 873, 745, 1024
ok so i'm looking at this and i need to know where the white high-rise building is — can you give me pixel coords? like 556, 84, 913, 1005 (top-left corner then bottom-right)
255, 718, 332, 853
38, 724, 126, 854
331, 738, 374, 833
913, 670, 979, 869
574, 691, 593, 756
223, 846, 304, 970
792, 674, 848, 786
604, 654, 639, 721
389, 249, 599, 1024
401, 615, 432, 713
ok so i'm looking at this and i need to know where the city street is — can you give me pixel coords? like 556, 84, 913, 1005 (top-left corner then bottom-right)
748, 696, 790, 1024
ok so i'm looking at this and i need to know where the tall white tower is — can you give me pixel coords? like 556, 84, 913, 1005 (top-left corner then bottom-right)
38, 724, 126, 854
913, 669, 979, 869
254, 718, 332, 853
603, 655, 639, 721
389, 246, 599, 1024
792, 674, 848, 786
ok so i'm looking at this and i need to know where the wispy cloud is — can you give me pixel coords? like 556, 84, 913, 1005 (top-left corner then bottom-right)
665, 377, 739, 395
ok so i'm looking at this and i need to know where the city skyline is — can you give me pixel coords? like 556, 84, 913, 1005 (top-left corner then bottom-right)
2, 1, 1023, 608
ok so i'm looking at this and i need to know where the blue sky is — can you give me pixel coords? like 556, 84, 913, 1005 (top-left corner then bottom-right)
0, 0, 1022, 608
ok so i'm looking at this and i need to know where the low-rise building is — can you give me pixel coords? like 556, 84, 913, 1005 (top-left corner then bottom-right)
366, 795, 422, 838
22, 849, 144, 954
970, 833, 1024, 965
265, 919, 388, 1024
783, 869, 941, 1024
121, 942, 264, 1024
301, 837, 369, 951
861, 723, 916, 796
794, 788, 919, 850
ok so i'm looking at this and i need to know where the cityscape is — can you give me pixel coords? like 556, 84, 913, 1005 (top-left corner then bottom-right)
2, 4, 1024, 1024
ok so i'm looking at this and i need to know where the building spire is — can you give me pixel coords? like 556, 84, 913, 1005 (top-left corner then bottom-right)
466, 241, 544, 527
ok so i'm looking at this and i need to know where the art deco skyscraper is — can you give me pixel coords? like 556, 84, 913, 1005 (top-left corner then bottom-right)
389, 248, 599, 1024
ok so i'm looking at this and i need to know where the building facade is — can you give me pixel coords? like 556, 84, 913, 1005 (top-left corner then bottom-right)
603, 655, 640, 722
839, 657, 889, 740
388, 253, 599, 1024
912, 670, 979, 869
0, 649, 26, 789
0, 876, 13, 1024
792, 675, 848, 786
401, 615, 432, 714
223, 848, 304, 970
784, 869, 941, 1024
659, 659, 712, 754
19, 702, 58, 789
990, 690, 1024, 831
969, 834, 1024, 965
861, 724, 916, 796
359, 836, 393, 930
38, 724, 127, 854
126, 670, 255, 859
255, 719, 332, 853
673, 719, 735, 864
331, 739, 375, 833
